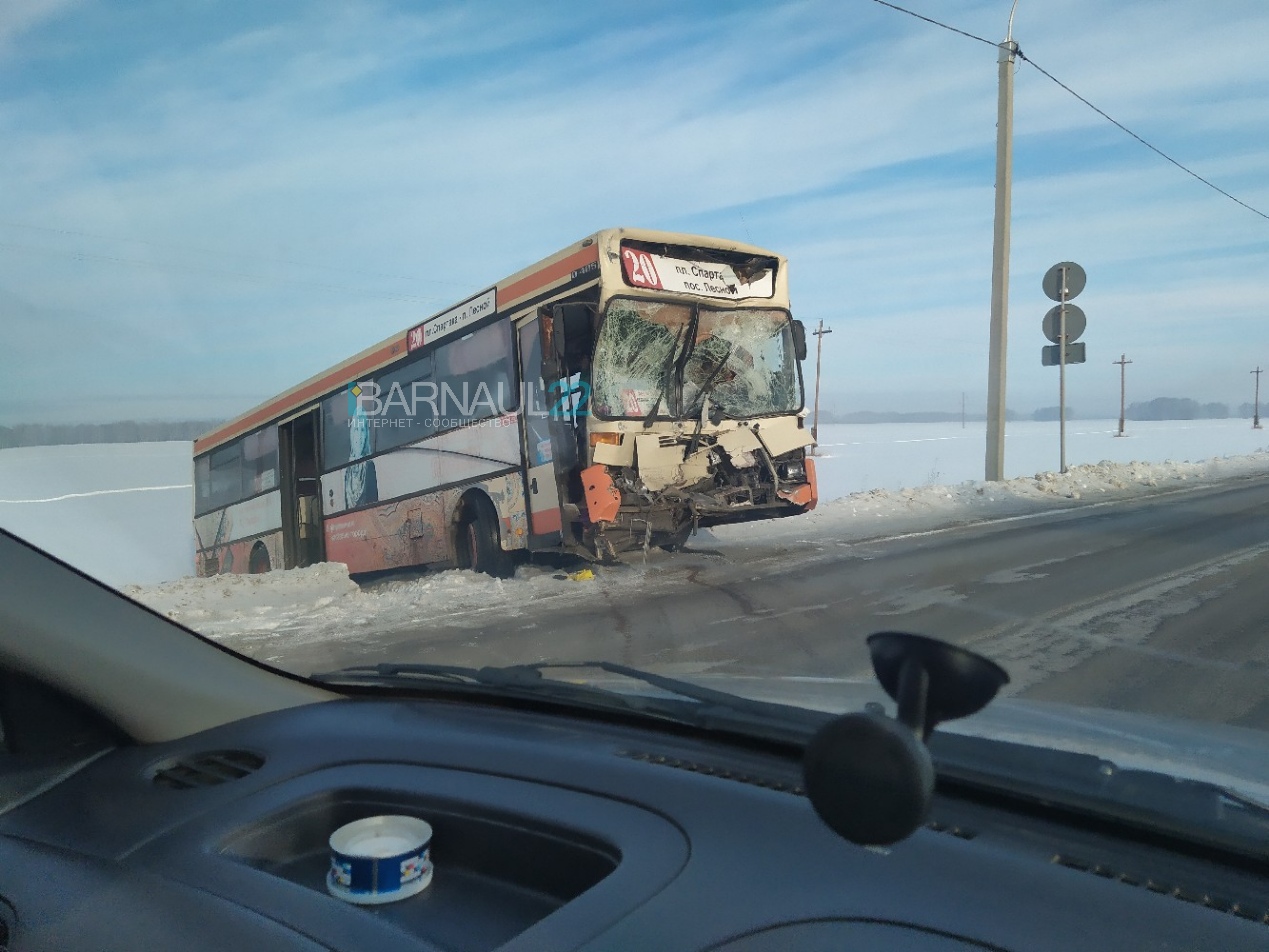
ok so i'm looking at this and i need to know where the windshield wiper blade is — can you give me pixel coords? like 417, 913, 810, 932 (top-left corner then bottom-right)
640, 325, 687, 427
642, 324, 688, 428
310, 660, 829, 741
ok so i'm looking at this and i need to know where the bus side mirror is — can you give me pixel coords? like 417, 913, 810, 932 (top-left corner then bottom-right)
791, 320, 808, 361
552, 303, 593, 362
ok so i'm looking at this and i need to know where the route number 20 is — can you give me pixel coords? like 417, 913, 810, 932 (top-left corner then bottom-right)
622, 249, 663, 289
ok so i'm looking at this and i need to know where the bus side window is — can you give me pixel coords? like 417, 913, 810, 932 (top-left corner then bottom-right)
194, 454, 212, 511
206, 441, 244, 512
376, 352, 435, 451
435, 322, 515, 427
242, 427, 278, 493
321, 391, 366, 471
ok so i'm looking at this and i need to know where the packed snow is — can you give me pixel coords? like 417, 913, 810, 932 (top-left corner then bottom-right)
1, 419, 1266, 657
106, 446, 1267, 659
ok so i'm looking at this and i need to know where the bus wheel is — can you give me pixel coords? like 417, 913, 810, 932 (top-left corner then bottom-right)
248, 542, 271, 574
461, 496, 516, 579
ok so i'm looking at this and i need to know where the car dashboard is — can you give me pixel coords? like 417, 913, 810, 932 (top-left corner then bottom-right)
0, 693, 1265, 952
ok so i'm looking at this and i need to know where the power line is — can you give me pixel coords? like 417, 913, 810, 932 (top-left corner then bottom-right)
868, 0, 996, 48
869, 0, 1269, 223
1016, 51, 1269, 222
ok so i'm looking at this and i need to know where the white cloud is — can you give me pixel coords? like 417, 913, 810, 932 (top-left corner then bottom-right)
1, 0, 1266, 424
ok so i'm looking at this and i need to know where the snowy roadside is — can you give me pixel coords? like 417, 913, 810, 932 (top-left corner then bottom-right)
122, 450, 1269, 657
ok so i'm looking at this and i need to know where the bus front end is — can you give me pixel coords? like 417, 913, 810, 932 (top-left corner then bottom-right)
575, 235, 816, 556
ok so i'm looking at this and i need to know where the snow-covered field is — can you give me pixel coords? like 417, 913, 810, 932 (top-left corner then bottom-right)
1, 421, 1266, 645
813, 417, 1269, 498
0, 442, 194, 587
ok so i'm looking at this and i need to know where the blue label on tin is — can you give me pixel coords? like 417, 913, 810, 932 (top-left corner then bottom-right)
332, 846, 428, 895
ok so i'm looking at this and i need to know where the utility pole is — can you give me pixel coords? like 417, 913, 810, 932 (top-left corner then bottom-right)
961, 391, 966, 429
811, 320, 833, 451
985, 0, 1020, 481
1114, 354, 1132, 436
1254, 366, 1263, 430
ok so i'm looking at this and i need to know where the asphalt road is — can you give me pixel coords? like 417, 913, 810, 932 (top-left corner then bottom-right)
333, 477, 1269, 731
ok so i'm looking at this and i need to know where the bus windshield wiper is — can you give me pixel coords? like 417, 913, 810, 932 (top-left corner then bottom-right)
309, 659, 829, 742
642, 325, 688, 428
684, 343, 735, 455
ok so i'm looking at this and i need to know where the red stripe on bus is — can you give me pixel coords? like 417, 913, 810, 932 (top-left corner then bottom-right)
196, 242, 599, 455
500, 245, 598, 307
531, 506, 563, 535
193, 340, 405, 453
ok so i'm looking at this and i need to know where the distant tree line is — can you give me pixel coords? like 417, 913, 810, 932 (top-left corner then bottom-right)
1032, 406, 1073, 422
818, 399, 1259, 426
1126, 398, 1229, 421
0, 420, 222, 449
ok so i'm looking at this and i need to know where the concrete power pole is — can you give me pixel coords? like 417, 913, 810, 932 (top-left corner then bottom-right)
1114, 354, 1132, 436
985, 2, 1020, 481
811, 320, 833, 451
1254, 366, 1263, 430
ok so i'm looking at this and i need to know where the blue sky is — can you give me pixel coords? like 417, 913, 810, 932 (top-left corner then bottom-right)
1, 0, 1267, 426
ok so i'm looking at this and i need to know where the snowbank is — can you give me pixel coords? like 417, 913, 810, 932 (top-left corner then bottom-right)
3, 425, 1265, 588
121, 450, 1269, 659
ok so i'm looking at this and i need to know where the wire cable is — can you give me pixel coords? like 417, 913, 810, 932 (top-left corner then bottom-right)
870, 0, 1268, 222
1016, 51, 1269, 222
868, 0, 996, 48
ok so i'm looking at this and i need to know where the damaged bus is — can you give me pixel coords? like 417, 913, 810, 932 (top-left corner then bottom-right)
192, 228, 817, 578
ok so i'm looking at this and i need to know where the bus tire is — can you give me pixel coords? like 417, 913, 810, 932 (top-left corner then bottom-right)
248, 541, 271, 574
461, 496, 517, 579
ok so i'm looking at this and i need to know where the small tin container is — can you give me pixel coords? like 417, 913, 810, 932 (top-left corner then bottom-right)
327, 815, 433, 905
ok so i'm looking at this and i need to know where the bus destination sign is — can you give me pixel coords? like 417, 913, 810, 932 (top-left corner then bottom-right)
408, 287, 497, 352
620, 245, 774, 300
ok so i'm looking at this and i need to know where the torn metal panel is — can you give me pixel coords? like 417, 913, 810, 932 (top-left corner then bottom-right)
635, 433, 687, 491
678, 450, 712, 486
593, 433, 635, 467
715, 427, 763, 457
582, 464, 621, 523
753, 416, 815, 457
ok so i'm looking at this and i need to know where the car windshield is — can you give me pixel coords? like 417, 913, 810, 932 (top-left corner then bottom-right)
2, 0, 1268, 813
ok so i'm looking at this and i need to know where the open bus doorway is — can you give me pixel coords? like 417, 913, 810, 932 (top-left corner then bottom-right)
279, 408, 324, 569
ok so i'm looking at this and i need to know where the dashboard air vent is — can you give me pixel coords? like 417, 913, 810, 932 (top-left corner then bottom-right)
1051, 854, 1267, 927
149, 750, 265, 790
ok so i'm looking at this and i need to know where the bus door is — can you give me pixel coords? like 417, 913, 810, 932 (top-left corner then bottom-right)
279, 407, 325, 568
517, 317, 564, 548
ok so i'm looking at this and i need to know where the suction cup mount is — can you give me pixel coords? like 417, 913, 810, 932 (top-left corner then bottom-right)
803, 632, 1009, 846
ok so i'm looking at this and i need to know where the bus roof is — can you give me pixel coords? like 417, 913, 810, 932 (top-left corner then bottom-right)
193, 227, 784, 455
